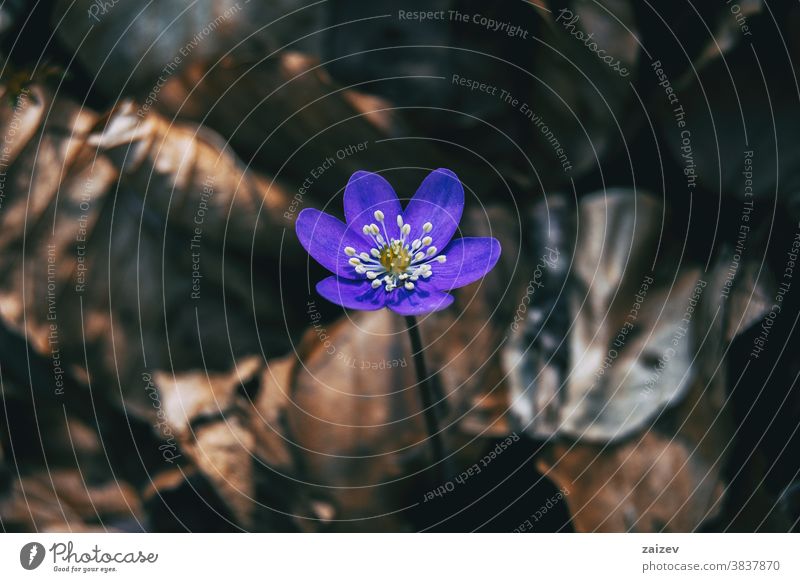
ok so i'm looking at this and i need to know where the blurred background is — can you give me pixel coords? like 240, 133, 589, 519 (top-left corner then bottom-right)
0, 0, 798, 532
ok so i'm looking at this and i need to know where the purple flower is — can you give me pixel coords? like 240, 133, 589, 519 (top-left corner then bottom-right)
296, 169, 501, 315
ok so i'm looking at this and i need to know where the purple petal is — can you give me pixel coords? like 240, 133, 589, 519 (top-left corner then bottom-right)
429, 237, 501, 291
296, 208, 371, 279
316, 276, 387, 310
343, 171, 402, 240
386, 283, 454, 315
402, 168, 464, 250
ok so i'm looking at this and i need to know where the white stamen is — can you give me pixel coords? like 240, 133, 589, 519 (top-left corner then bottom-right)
351, 215, 446, 292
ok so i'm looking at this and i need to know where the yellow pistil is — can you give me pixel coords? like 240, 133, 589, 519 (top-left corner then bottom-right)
379, 241, 410, 274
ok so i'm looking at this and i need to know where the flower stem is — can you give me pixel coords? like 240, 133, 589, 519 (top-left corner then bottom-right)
404, 316, 451, 480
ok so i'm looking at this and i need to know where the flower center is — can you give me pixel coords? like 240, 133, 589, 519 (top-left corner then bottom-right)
343, 211, 447, 292
380, 241, 410, 274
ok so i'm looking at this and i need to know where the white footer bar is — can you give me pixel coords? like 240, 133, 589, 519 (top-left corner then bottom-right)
1, 533, 797, 580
